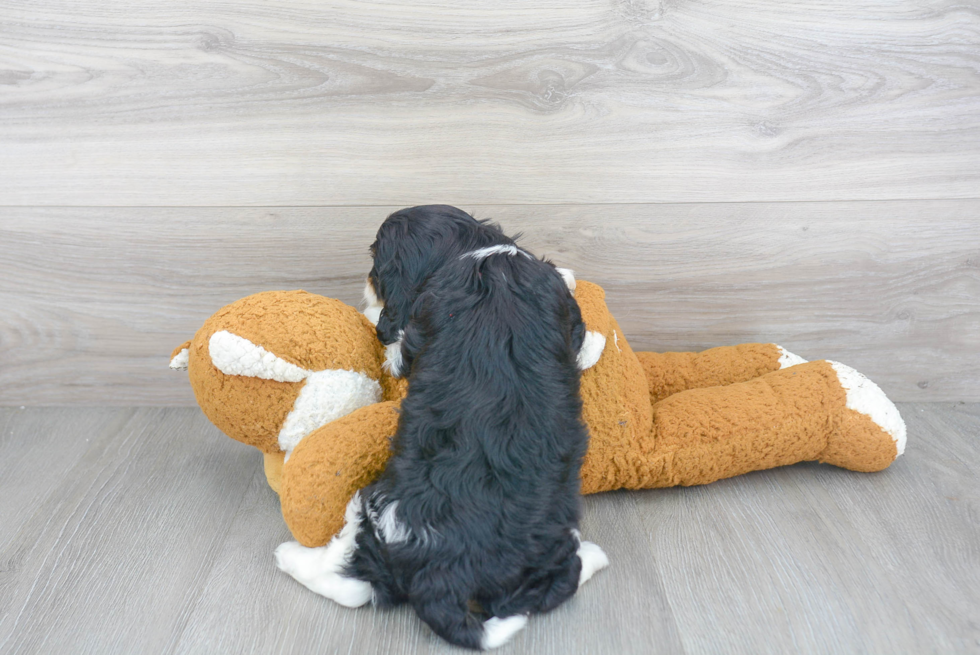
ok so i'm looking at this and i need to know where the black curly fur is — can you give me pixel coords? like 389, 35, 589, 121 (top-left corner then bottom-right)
367, 204, 517, 347
349, 235, 589, 649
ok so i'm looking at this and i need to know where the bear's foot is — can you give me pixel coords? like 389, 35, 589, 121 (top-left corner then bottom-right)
818, 361, 906, 472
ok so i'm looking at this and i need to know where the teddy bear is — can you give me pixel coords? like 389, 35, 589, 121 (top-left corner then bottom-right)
170, 280, 906, 548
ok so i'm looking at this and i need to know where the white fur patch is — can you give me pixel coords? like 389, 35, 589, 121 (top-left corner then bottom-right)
169, 348, 189, 370
375, 500, 411, 544
481, 615, 528, 650
577, 331, 606, 370
209, 330, 308, 382
777, 345, 808, 368
576, 540, 610, 587
382, 330, 406, 378
362, 279, 384, 327
829, 361, 907, 456
278, 369, 382, 455
275, 492, 374, 608
556, 267, 576, 292
461, 245, 531, 260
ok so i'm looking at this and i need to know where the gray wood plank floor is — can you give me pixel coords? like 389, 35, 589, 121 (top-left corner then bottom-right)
1, 404, 977, 654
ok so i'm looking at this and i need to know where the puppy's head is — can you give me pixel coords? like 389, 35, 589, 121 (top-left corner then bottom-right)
366, 205, 514, 345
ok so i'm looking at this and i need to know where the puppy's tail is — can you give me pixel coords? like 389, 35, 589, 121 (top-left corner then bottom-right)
410, 596, 527, 650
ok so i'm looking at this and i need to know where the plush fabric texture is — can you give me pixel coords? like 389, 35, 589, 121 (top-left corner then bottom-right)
573, 282, 654, 495
636, 343, 785, 406
636, 360, 899, 490
185, 290, 386, 453
281, 402, 401, 547
264, 452, 284, 494
176, 282, 904, 548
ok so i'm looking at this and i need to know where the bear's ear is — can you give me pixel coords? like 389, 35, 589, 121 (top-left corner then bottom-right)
169, 341, 191, 370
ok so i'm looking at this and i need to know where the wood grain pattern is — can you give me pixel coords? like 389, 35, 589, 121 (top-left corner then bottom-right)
1, 201, 976, 405
1, 0, 978, 205
0, 408, 258, 655
637, 402, 980, 654
1, 404, 977, 654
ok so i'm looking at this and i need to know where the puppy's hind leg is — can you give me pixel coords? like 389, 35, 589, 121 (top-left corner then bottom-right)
410, 567, 527, 650
274, 492, 373, 608
412, 595, 527, 651
574, 531, 610, 587
486, 530, 605, 621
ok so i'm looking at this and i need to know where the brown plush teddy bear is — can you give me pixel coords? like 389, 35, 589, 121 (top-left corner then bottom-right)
171, 280, 905, 548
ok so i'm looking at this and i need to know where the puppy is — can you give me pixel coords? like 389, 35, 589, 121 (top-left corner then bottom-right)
362, 205, 581, 375
277, 246, 609, 649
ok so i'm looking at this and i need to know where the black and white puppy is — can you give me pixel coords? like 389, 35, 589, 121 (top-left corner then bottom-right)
276, 243, 609, 649
362, 204, 599, 375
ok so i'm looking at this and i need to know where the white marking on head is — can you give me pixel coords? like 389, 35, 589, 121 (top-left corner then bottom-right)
577, 331, 606, 370
481, 615, 528, 650
576, 540, 609, 587
613, 330, 621, 352
829, 361, 907, 456
274, 492, 373, 607
362, 279, 384, 327
209, 330, 308, 382
382, 330, 406, 378
555, 267, 576, 292
777, 345, 808, 368
169, 348, 189, 370
461, 245, 532, 261
278, 369, 382, 455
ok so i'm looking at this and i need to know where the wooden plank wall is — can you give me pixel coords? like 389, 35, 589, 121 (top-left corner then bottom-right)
1, 0, 978, 404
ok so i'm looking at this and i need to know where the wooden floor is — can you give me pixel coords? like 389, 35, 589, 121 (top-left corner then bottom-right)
1, 403, 977, 655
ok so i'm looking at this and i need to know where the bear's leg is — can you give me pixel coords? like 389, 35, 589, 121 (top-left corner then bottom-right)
614, 360, 905, 490
280, 401, 400, 547
635, 343, 808, 406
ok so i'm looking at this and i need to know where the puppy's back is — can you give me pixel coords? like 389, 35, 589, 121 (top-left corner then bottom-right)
355, 249, 591, 649
389, 248, 587, 537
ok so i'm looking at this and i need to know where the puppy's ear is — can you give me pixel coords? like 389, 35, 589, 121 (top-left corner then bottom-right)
566, 293, 587, 356
375, 309, 402, 347
399, 290, 438, 375
372, 259, 413, 346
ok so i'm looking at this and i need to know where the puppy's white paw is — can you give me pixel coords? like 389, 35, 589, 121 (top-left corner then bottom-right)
274, 541, 373, 608
275, 540, 334, 580
481, 614, 528, 650
576, 540, 610, 587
